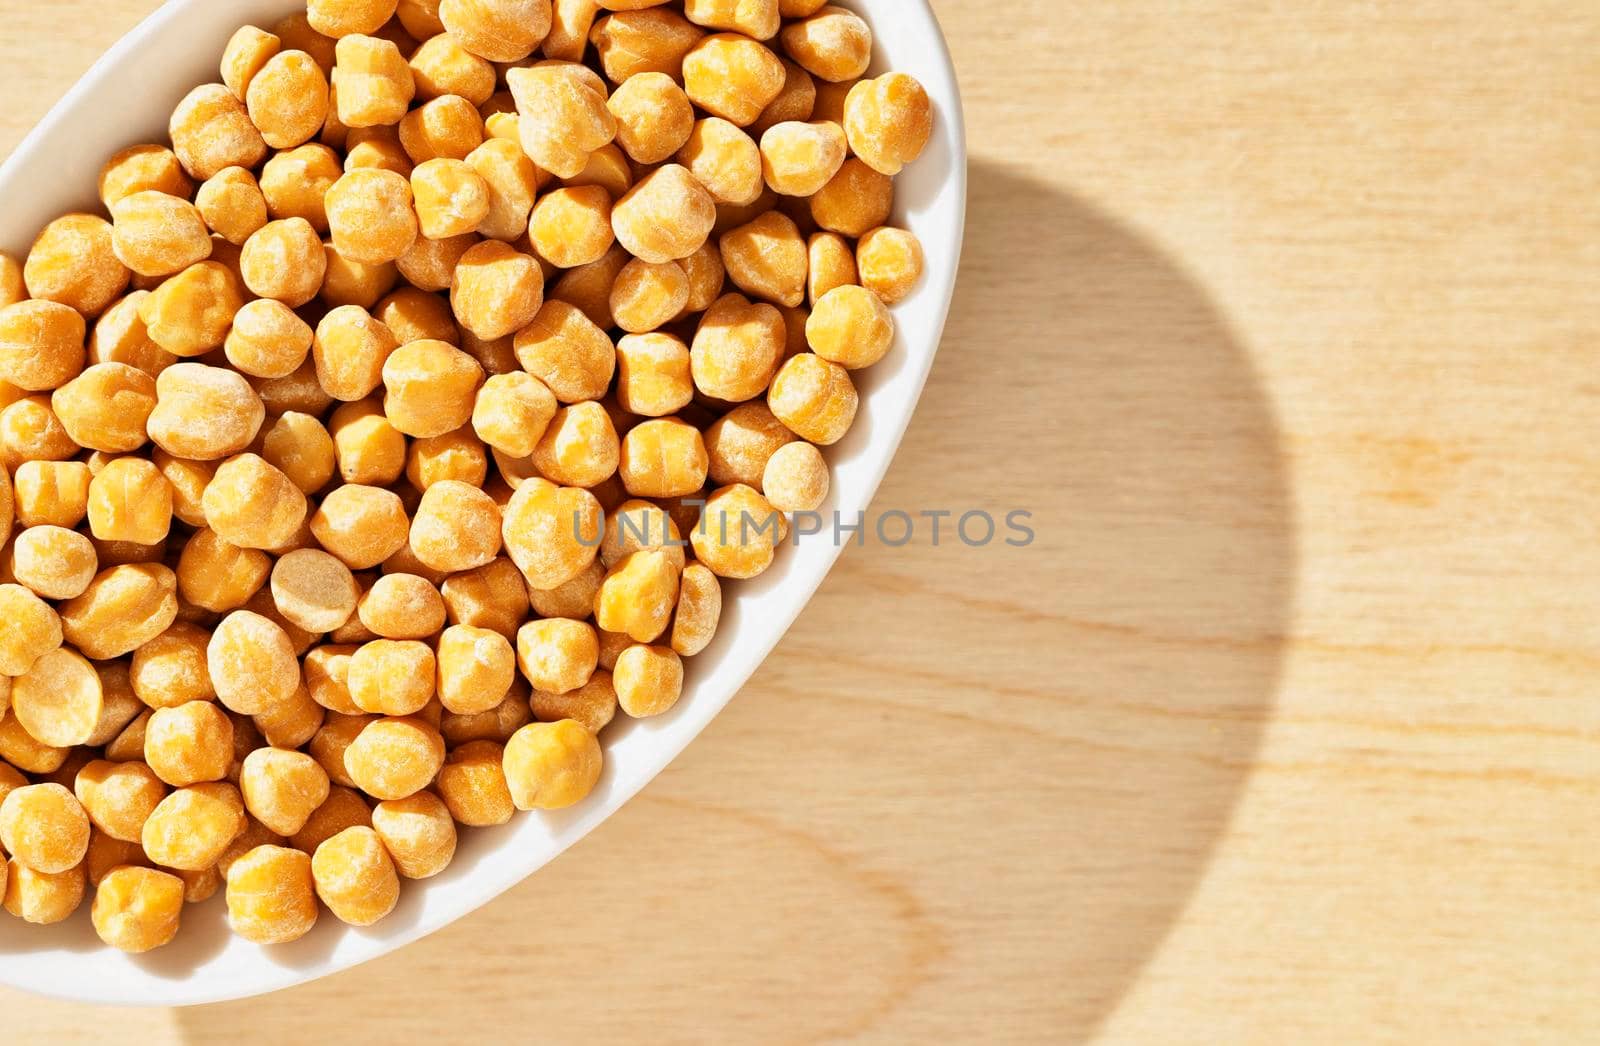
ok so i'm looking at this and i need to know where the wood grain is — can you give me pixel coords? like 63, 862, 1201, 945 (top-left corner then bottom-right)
4, 1, 1600, 1041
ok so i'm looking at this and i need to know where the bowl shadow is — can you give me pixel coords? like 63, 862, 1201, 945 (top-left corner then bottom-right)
172, 162, 1292, 1041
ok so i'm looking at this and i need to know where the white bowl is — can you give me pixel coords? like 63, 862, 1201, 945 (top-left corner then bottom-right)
0, 0, 966, 1006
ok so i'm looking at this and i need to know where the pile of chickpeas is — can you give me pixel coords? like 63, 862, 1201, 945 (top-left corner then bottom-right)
0, 0, 931, 954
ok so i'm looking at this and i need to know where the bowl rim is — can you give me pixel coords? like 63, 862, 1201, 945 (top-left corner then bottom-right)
0, 0, 967, 1006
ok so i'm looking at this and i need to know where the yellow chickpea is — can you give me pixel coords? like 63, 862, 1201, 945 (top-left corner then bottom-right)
720, 210, 807, 308
612, 642, 684, 717
809, 158, 892, 237
502, 718, 600, 809
592, 549, 678, 643
762, 439, 829, 513
463, 138, 538, 243
10, 647, 100, 752
450, 240, 545, 340
684, 33, 786, 126
99, 145, 194, 210
83, 457, 170, 547
856, 226, 925, 304
202, 453, 308, 551
291, 783, 371, 853
675, 244, 724, 316
310, 824, 399, 925
58, 563, 178, 660
507, 64, 616, 180
399, 94, 485, 163
0, 712, 69, 774
804, 283, 894, 370
802, 231, 854, 306
613, 332, 691, 417
543, 0, 599, 60
0, 301, 83, 395
440, 685, 530, 744
238, 748, 331, 836
193, 168, 268, 247
844, 72, 933, 176
100, 710, 151, 764
314, 306, 400, 402
670, 561, 722, 655
767, 351, 856, 445
253, 682, 326, 750
202, 611, 300, 719
396, 232, 478, 292
380, 339, 483, 437
246, 50, 331, 149
10, 525, 95, 599
347, 639, 436, 716
83, 830, 149, 888
751, 59, 816, 136
410, 157, 492, 240
4, 859, 85, 924
780, 4, 871, 82
440, 0, 552, 61
370, 790, 456, 878
470, 372, 556, 458
240, 219, 328, 308
612, 164, 717, 265
311, 484, 411, 568
48, 362, 153, 454
74, 759, 166, 844
320, 247, 401, 313
515, 617, 598, 695
225, 844, 318, 943
549, 244, 630, 329
143, 701, 234, 787
170, 84, 269, 180
90, 865, 183, 952
356, 573, 446, 639
409, 33, 495, 104
175, 527, 268, 613
691, 483, 781, 578
345, 126, 415, 177
439, 557, 529, 637
0, 399, 74, 473
610, 259, 689, 335
530, 401, 619, 488
108, 192, 211, 280
23, 213, 128, 317
375, 286, 460, 346
131, 623, 216, 712
434, 623, 516, 715
0, 782, 89, 873
304, 645, 361, 715
139, 262, 245, 358
600, 499, 686, 571
431, 739, 511, 825
221, 25, 282, 98
88, 292, 174, 377
684, 0, 777, 38
271, 549, 359, 634
144, 365, 263, 463
218, 304, 307, 384
617, 417, 709, 499
259, 412, 338, 495
308, 0, 399, 37
530, 669, 615, 733
690, 292, 784, 401
398, 0, 448, 36
400, 480, 501, 575
607, 72, 695, 165
327, 168, 420, 265
590, 8, 702, 82
343, 716, 445, 800
759, 120, 846, 198
528, 187, 615, 270
141, 781, 245, 870
332, 34, 415, 128
401, 427, 485, 492
501, 477, 602, 588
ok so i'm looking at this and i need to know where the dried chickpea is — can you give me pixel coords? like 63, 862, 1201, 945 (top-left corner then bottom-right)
331, 34, 416, 129
240, 219, 329, 308
254, 151, 337, 236
357, 573, 446, 638
327, 168, 420, 265
0, 764, 24, 810
758, 121, 845, 199
312, 824, 399, 925
449, 240, 544, 340
439, 558, 528, 638
89, 292, 174, 377
74, 759, 166, 843
612, 641, 683, 717
530, 401, 619, 488
217, 303, 306, 382
203, 454, 308, 550
0, 398, 75, 472
239, 748, 331, 836
720, 210, 807, 308
304, 645, 361, 714
502, 718, 600, 809
141, 781, 245, 870
13, 651, 103, 750
549, 244, 630, 329
767, 351, 856, 444
683, 33, 785, 126
618, 417, 709, 499
24, 214, 128, 317
396, 232, 478, 291
431, 740, 511, 825
139, 262, 245, 358
91, 865, 183, 952
47, 363, 153, 455
221, 25, 282, 98
176, 528, 268, 613
314, 306, 399, 402
855, 226, 924, 305
291, 784, 370, 852
99, 145, 194, 210
809, 158, 892, 237
343, 716, 445, 800
612, 164, 717, 265
410, 33, 495, 104
670, 560, 722, 655
751, 58, 816, 136
0, 782, 89, 873
370, 790, 455, 878
528, 187, 615, 271
0, 300, 86, 393
410, 158, 491, 239
600, 499, 686, 570
130, 622, 215, 709
308, 0, 399, 37
799, 284, 891, 373
561, 143, 629, 200
402, 479, 501, 574
399, 94, 485, 163
530, 669, 615, 733
398, 0, 448, 36
144, 701, 234, 787
780, 4, 871, 81
11, 526, 95, 599
83, 666, 144, 748
439, 0, 552, 61
440, 684, 529, 743
206, 610, 302, 716
610, 259, 689, 334
515, 617, 598, 694
144, 365, 262, 463
544, 0, 600, 60
345, 639, 435, 715
192, 168, 267, 247
462, 139, 537, 243
608, 72, 695, 165
84, 829, 150, 887
594, 549, 678, 643
471, 372, 556, 457
259, 412, 337, 495
344, 126, 415, 177
108, 193, 210, 281
4, 859, 85, 924
502, 478, 602, 590
372, 288, 455, 348
320, 249, 399, 313
590, 8, 702, 82
100, 709, 151, 764
762, 439, 829, 512
312, 484, 410, 569
435, 624, 516, 715
245, 50, 331, 149
254, 683, 326, 750
85, 458, 172, 546
0, 713, 69, 773
401, 427, 485, 491
272, 549, 359, 634
0, 582, 60, 675
844, 72, 933, 176
507, 64, 616, 180
691, 483, 780, 578
684, 0, 777, 38
170, 84, 269, 179
225, 844, 318, 943
614, 332, 692, 417
690, 292, 784, 401
379, 339, 482, 437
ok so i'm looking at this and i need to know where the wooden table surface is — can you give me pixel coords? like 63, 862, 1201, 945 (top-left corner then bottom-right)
5, 1, 1599, 1041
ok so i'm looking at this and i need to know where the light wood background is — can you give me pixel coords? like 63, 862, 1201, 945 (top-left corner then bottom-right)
5, 1, 1600, 1041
